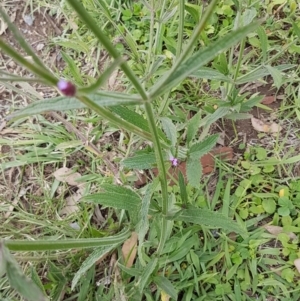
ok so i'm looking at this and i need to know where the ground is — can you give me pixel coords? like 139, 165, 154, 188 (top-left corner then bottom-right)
1, 0, 300, 300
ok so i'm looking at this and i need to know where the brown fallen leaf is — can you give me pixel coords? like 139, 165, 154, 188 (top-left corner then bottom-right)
53, 167, 85, 217
122, 232, 138, 268
251, 117, 281, 134
53, 167, 84, 188
263, 225, 297, 240
261, 95, 276, 105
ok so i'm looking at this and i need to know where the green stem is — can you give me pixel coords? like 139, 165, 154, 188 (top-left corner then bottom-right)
144, 102, 168, 253
67, 0, 148, 101
176, 0, 185, 58
146, 0, 155, 73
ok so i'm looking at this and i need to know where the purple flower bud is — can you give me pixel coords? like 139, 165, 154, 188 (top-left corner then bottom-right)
170, 156, 178, 167
57, 79, 76, 96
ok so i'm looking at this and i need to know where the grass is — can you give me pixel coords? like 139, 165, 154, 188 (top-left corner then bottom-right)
2, 0, 300, 300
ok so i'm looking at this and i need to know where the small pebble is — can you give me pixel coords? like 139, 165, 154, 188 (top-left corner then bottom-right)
23, 14, 35, 26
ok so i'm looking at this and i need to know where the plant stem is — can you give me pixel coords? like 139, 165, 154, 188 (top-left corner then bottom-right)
67, 0, 148, 101
176, 0, 185, 58
143, 102, 169, 253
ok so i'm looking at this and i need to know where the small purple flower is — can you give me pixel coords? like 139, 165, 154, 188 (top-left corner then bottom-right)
170, 156, 178, 167
57, 79, 76, 96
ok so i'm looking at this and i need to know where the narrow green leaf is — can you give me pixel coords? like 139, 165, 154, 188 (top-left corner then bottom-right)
78, 265, 95, 301
187, 110, 202, 145
31, 267, 47, 297
137, 178, 160, 265
84, 184, 141, 213
0, 243, 47, 301
189, 134, 219, 160
257, 26, 268, 62
150, 22, 260, 98
198, 107, 230, 128
222, 179, 231, 217
153, 276, 177, 300
160, 117, 177, 147
236, 64, 294, 84
138, 258, 158, 294
186, 158, 202, 187
265, 65, 283, 89
191, 67, 231, 82
7, 92, 142, 120
72, 244, 118, 290
122, 152, 157, 169
173, 207, 247, 235
5, 228, 130, 251
292, 21, 300, 39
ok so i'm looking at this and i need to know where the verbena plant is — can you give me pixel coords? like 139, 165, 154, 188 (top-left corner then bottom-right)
0, 0, 260, 300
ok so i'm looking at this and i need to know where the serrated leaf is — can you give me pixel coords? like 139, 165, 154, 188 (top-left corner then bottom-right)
186, 158, 202, 187
0, 243, 47, 301
150, 22, 260, 98
189, 134, 219, 160
187, 110, 202, 145
110, 106, 149, 132
7, 92, 142, 120
160, 117, 177, 147
84, 184, 141, 213
173, 207, 247, 235
122, 152, 157, 169
71, 244, 118, 290
265, 65, 283, 89
153, 276, 177, 300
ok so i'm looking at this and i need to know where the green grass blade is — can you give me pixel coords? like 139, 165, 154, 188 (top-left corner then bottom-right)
153, 275, 177, 300
150, 22, 260, 98
4, 228, 130, 251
